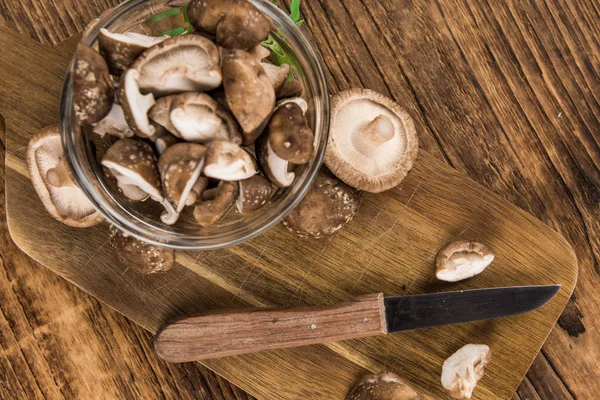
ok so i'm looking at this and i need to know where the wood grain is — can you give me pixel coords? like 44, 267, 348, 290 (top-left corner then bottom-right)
0, 0, 598, 399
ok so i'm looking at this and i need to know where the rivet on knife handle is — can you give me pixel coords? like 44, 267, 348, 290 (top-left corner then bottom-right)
154, 293, 387, 363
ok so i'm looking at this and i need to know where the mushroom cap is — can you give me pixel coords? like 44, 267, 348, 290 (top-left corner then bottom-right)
203, 140, 257, 181
236, 175, 273, 214
222, 49, 275, 144
347, 371, 424, 400
277, 96, 308, 114
98, 28, 166, 76
26, 126, 103, 227
92, 103, 135, 139
193, 181, 239, 226
109, 225, 174, 274
267, 101, 314, 164
157, 143, 207, 212
249, 44, 271, 60
276, 77, 303, 99
325, 89, 419, 193
131, 35, 222, 97
187, 0, 271, 50
256, 133, 295, 187
435, 241, 494, 282
282, 171, 360, 238
148, 95, 178, 135
441, 344, 491, 399
153, 131, 180, 155
72, 43, 115, 124
261, 62, 290, 93
118, 68, 156, 138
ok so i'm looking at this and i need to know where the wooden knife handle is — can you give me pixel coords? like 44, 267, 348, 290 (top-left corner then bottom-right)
154, 293, 387, 362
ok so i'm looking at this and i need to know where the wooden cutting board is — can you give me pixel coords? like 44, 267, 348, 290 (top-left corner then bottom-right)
0, 26, 578, 399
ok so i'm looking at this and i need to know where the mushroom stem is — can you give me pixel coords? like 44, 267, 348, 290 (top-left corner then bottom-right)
46, 158, 77, 188
352, 114, 395, 155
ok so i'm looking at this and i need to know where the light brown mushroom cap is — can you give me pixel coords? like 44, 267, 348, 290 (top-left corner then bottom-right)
193, 181, 239, 226
325, 89, 419, 193
441, 344, 491, 399
26, 126, 103, 227
347, 371, 424, 400
158, 143, 207, 212
256, 133, 295, 187
72, 43, 115, 125
277, 97, 308, 114
262, 62, 290, 93
203, 140, 257, 181
153, 130, 180, 155
236, 175, 273, 214
92, 103, 135, 139
435, 241, 494, 282
148, 95, 178, 135
131, 35, 222, 97
276, 77, 303, 98
119, 68, 156, 138
109, 225, 174, 274
98, 28, 167, 76
267, 101, 314, 164
282, 171, 360, 238
249, 44, 271, 60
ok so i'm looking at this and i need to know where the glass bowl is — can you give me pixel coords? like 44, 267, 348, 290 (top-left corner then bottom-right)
60, 0, 329, 250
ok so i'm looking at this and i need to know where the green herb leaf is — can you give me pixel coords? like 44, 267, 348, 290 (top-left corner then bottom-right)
146, 7, 181, 23
289, 0, 303, 24
160, 26, 187, 37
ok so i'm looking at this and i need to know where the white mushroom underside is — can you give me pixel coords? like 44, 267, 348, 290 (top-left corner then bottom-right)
267, 140, 294, 186
175, 161, 204, 213
170, 104, 229, 142
441, 344, 491, 399
333, 99, 407, 176
100, 28, 166, 47
102, 161, 162, 200
204, 158, 256, 181
436, 254, 495, 282
123, 69, 156, 137
93, 103, 134, 138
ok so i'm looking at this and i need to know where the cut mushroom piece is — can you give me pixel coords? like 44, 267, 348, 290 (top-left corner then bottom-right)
261, 62, 290, 93
277, 96, 308, 114
325, 88, 419, 193
441, 344, 491, 399
98, 28, 167, 76
347, 371, 424, 400
276, 77, 303, 99
153, 131, 179, 155
267, 101, 314, 164
249, 44, 271, 60
26, 126, 103, 227
236, 175, 273, 214
131, 35, 222, 97
109, 225, 174, 274
72, 43, 115, 124
148, 95, 178, 134
435, 241, 494, 282
158, 143, 207, 213
193, 181, 239, 226
187, 0, 271, 50
119, 68, 156, 138
222, 49, 275, 145
92, 103, 134, 138
256, 134, 295, 187
203, 140, 257, 181
282, 171, 360, 238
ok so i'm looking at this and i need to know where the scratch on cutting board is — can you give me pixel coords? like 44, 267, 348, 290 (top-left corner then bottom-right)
233, 237, 272, 298
349, 257, 376, 292
404, 178, 424, 210
81, 237, 109, 270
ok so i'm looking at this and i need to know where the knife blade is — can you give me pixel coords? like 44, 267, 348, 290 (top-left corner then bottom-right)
154, 285, 560, 363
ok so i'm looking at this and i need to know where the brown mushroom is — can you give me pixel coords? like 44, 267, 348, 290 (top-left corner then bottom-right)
249, 44, 271, 60
255, 133, 295, 187
187, 0, 271, 50
109, 225, 175, 274
193, 181, 239, 226
282, 171, 360, 238
119, 68, 156, 138
26, 126, 103, 227
276, 77, 303, 98
267, 101, 314, 164
222, 49, 275, 145
203, 140, 257, 181
98, 28, 167, 76
347, 371, 423, 400
92, 103, 135, 138
441, 344, 491, 399
153, 130, 180, 155
262, 62, 290, 93
325, 89, 419, 193
236, 175, 273, 214
435, 241, 494, 282
72, 43, 115, 124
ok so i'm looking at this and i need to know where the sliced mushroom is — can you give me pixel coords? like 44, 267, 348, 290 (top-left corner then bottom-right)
72, 43, 115, 124
347, 371, 423, 400
187, 0, 271, 50
92, 103, 134, 138
109, 225, 174, 274
26, 126, 103, 227
282, 171, 360, 238
236, 175, 273, 214
119, 68, 156, 138
101, 138, 177, 224
267, 101, 314, 164
131, 35, 222, 97
325, 89, 419, 193
158, 143, 207, 213
153, 131, 179, 155
249, 44, 271, 60
222, 49, 275, 145
277, 96, 308, 114
203, 140, 257, 181
277, 77, 303, 99
193, 181, 238, 226
256, 133, 295, 187
262, 62, 290, 92
441, 344, 491, 399
98, 28, 167, 76
148, 95, 178, 134
435, 241, 494, 282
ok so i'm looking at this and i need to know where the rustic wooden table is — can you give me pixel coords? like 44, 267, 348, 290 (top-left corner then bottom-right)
0, 0, 598, 399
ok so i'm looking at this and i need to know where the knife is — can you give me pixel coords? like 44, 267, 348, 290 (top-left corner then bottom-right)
154, 285, 560, 362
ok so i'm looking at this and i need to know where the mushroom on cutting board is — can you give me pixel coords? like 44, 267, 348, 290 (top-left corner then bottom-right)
109, 225, 174, 274
267, 101, 314, 164
236, 175, 273, 214
98, 28, 167, 76
72, 43, 115, 125
347, 371, 423, 400
282, 171, 360, 238
26, 126, 103, 227
435, 241, 494, 282
441, 344, 491, 399
255, 133, 295, 188
187, 0, 271, 50
92, 103, 134, 138
203, 140, 257, 181
194, 181, 239, 226
119, 68, 156, 138
325, 89, 418, 193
